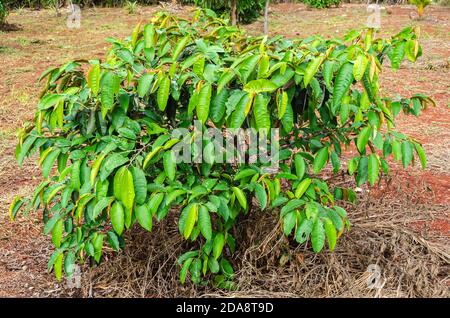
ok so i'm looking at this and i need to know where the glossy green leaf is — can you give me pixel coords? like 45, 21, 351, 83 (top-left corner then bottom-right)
311, 219, 325, 253
136, 204, 152, 232
198, 205, 212, 241
313, 147, 329, 174
110, 201, 125, 236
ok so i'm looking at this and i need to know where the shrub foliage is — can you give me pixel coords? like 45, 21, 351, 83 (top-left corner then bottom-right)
10, 10, 431, 287
303, 0, 341, 9
0, 0, 8, 25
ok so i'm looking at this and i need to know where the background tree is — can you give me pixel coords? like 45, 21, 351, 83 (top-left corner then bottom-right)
410, 0, 430, 18
263, 0, 269, 34
231, 0, 237, 26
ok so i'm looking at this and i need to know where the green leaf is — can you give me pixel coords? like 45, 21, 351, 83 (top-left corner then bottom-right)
405, 39, 418, 62
190, 258, 202, 284
401, 141, 413, 168
64, 251, 76, 276
54, 252, 63, 281
70, 160, 81, 190
217, 69, 235, 93
87, 63, 101, 96
253, 93, 271, 132
163, 150, 177, 181
8, 195, 24, 221
313, 147, 329, 174
356, 126, 372, 153
332, 62, 354, 114
357, 156, 368, 186
172, 35, 190, 61
280, 199, 304, 216
234, 168, 258, 180
178, 250, 199, 265
323, 60, 335, 91
17, 135, 37, 166
283, 211, 296, 236
131, 166, 147, 205
232, 187, 247, 210
198, 205, 212, 241
388, 41, 406, 70
143, 146, 163, 170
136, 204, 152, 232
304, 55, 323, 86
277, 90, 288, 119
229, 93, 250, 129
244, 79, 277, 94
353, 54, 368, 81
99, 153, 128, 181
196, 83, 212, 124
107, 231, 120, 251
51, 219, 63, 248
270, 67, 294, 88
392, 140, 402, 161
208, 258, 220, 274
294, 178, 312, 199
213, 233, 225, 260
254, 183, 267, 210
414, 143, 427, 169
180, 258, 193, 285
148, 192, 165, 216
110, 201, 125, 236
368, 153, 379, 186
101, 71, 118, 118
113, 166, 135, 212
42, 149, 61, 179
38, 94, 65, 111
166, 189, 185, 205
294, 154, 306, 180
90, 153, 106, 185
93, 233, 104, 263
137, 73, 154, 98
157, 76, 170, 111
294, 218, 313, 244
210, 89, 229, 123
143, 24, 155, 48
44, 214, 60, 235
330, 151, 340, 173
311, 219, 325, 253
323, 218, 337, 251
237, 54, 259, 83
184, 203, 198, 239
93, 196, 114, 219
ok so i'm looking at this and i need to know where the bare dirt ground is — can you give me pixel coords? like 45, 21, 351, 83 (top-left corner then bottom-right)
0, 4, 448, 297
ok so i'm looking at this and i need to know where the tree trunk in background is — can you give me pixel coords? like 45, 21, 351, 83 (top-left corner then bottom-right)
55, 0, 61, 17
231, 0, 237, 26
172, 0, 177, 5
264, 0, 269, 35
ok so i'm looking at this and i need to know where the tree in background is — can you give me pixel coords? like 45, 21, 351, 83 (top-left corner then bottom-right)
410, 0, 430, 18
192, 0, 266, 24
303, 0, 341, 9
263, 0, 269, 34
231, 0, 236, 25
0, 1, 8, 26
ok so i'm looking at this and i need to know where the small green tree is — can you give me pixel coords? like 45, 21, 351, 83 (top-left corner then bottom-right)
410, 0, 430, 18
10, 10, 432, 287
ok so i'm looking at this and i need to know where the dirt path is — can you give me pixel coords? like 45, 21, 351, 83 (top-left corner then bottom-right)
0, 4, 448, 297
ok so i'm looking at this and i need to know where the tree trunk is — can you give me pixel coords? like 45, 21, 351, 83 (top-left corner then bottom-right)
55, 0, 61, 17
172, 0, 177, 5
263, 0, 269, 35
231, 0, 237, 26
